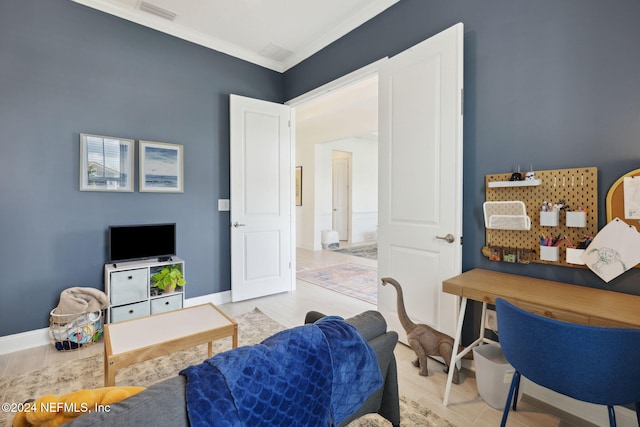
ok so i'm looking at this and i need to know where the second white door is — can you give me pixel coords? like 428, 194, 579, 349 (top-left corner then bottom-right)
230, 94, 293, 302
377, 23, 464, 341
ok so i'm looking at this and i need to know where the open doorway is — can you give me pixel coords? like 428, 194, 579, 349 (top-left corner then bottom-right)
293, 74, 379, 305
294, 75, 378, 251
235, 24, 462, 343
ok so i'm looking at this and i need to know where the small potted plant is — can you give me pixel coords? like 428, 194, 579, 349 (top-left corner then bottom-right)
151, 265, 186, 293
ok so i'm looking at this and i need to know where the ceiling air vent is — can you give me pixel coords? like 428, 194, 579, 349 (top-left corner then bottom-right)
139, 1, 177, 21
259, 43, 294, 62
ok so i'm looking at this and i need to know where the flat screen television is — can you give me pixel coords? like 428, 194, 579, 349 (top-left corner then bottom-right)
108, 223, 176, 263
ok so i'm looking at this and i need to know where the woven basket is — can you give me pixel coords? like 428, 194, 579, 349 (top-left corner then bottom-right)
49, 309, 104, 351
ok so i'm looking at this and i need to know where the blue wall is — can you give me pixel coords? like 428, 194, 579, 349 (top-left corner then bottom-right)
0, 0, 283, 336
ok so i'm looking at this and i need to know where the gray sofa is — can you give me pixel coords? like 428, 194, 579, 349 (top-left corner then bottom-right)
64, 310, 400, 427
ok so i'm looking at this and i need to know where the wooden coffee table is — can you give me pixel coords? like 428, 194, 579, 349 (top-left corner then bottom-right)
104, 303, 238, 386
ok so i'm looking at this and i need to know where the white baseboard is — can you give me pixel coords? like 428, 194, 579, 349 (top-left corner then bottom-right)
0, 291, 232, 355
0, 327, 50, 355
184, 291, 231, 307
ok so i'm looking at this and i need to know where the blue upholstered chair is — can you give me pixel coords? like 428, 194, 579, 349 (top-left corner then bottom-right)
495, 298, 640, 427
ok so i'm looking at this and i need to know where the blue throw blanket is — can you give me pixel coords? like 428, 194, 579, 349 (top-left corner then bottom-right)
180, 316, 382, 427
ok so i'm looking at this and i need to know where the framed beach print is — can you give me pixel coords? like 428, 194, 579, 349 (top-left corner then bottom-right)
79, 133, 134, 192
139, 141, 184, 193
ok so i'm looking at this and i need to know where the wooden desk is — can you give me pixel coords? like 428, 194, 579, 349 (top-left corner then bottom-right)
441, 268, 640, 406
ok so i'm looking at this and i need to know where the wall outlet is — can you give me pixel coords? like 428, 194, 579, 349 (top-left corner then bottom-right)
486, 308, 498, 332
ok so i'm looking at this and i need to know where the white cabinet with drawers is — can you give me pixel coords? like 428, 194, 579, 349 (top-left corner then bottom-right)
104, 257, 185, 323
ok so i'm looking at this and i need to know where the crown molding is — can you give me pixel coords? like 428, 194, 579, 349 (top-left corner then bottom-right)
71, 0, 398, 72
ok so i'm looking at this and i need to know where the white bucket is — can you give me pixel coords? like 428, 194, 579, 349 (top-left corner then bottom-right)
473, 343, 522, 409
321, 230, 339, 249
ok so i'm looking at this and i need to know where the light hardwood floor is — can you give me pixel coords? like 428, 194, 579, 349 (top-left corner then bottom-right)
0, 245, 594, 426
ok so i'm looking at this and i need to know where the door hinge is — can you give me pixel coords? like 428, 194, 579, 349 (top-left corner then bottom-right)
461, 88, 464, 116
460, 235, 463, 245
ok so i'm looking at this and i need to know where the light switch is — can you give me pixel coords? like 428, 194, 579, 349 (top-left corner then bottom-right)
218, 199, 230, 211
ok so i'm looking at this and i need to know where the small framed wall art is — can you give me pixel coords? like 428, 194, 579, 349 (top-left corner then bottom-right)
139, 141, 184, 193
79, 133, 134, 192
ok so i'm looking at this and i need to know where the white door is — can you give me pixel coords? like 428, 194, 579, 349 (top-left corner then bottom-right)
230, 94, 293, 302
332, 154, 350, 240
377, 23, 464, 341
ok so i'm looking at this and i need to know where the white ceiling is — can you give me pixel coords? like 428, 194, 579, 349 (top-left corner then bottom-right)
71, 0, 398, 72
296, 75, 378, 145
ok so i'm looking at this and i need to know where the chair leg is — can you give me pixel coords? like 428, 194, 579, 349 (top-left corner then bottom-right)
635, 402, 640, 426
607, 405, 616, 427
500, 371, 521, 427
512, 373, 520, 411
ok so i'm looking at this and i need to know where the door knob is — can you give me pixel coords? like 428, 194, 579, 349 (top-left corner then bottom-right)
232, 222, 246, 228
436, 234, 455, 243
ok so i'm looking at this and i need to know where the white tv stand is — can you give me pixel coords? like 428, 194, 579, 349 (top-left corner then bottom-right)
104, 257, 185, 323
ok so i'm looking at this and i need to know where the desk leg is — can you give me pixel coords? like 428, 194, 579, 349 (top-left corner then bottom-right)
479, 301, 488, 342
208, 342, 213, 358
443, 296, 468, 407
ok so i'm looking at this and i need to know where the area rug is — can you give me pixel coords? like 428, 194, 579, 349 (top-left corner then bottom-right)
0, 308, 453, 427
352, 397, 456, 426
332, 243, 378, 260
297, 262, 378, 304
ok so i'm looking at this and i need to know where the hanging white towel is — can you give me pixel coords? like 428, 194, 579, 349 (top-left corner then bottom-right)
581, 218, 640, 283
